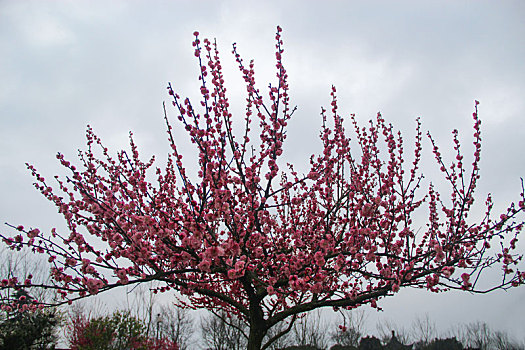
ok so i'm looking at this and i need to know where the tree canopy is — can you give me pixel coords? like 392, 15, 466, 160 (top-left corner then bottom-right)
1, 27, 524, 350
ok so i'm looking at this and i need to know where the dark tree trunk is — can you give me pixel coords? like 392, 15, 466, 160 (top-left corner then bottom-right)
247, 325, 266, 350
247, 318, 268, 350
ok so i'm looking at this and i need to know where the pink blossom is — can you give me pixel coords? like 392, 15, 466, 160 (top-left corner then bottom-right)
307, 170, 320, 180
198, 259, 212, 272
313, 251, 325, 267
461, 273, 470, 283
116, 269, 128, 284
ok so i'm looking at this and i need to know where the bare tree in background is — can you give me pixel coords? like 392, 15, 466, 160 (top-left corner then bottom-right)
154, 304, 193, 350
0, 247, 54, 306
263, 317, 293, 350
290, 310, 330, 349
67, 300, 108, 322
376, 319, 411, 345
200, 310, 248, 350
125, 282, 158, 336
331, 309, 367, 347
411, 314, 437, 346
123, 282, 194, 349
448, 321, 524, 350
492, 330, 524, 350
462, 322, 493, 350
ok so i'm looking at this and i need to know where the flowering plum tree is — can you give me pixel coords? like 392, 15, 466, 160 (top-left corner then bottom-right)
1, 27, 525, 350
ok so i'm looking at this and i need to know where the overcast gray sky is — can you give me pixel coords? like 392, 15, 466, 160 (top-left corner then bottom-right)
1, 0, 525, 343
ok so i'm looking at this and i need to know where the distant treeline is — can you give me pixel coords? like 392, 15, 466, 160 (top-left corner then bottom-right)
1, 294, 523, 350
